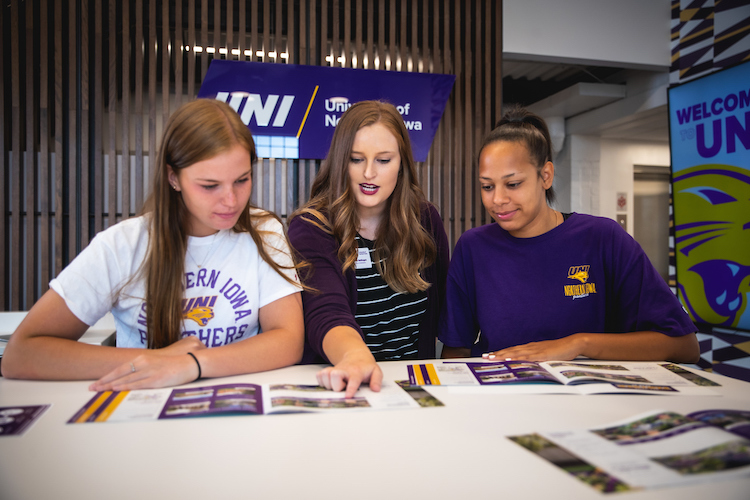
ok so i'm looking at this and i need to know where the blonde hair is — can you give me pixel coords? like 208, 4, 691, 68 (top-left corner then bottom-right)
141, 99, 298, 349
290, 100, 435, 294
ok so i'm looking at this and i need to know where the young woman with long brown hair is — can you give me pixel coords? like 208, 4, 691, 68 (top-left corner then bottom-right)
288, 100, 449, 397
2, 99, 304, 389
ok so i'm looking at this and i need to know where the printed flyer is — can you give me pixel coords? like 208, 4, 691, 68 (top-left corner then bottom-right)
0, 405, 50, 436
510, 409, 750, 493
68, 381, 438, 424
406, 360, 720, 395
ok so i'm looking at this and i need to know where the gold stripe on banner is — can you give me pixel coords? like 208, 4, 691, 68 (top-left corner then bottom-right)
298, 86, 320, 138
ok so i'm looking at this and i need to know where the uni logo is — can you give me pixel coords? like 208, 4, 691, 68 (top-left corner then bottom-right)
567, 265, 590, 283
215, 91, 306, 158
183, 296, 218, 326
216, 91, 296, 128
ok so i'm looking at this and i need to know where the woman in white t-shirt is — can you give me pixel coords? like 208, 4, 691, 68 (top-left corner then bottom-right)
2, 99, 304, 390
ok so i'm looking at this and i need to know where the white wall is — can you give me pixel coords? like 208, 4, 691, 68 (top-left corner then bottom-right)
598, 139, 670, 233
557, 137, 670, 235
504, 0, 671, 69
568, 135, 601, 215
504, 1, 673, 238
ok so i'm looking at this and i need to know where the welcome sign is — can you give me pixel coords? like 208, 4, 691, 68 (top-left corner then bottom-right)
668, 61, 750, 332
197, 60, 455, 162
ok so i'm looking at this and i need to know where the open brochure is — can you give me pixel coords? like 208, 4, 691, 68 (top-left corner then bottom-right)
509, 409, 750, 493
68, 381, 440, 423
406, 360, 720, 395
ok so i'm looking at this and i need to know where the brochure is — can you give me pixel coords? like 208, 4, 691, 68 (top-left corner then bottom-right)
68, 381, 438, 424
0, 405, 51, 436
406, 360, 720, 395
509, 409, 750, 493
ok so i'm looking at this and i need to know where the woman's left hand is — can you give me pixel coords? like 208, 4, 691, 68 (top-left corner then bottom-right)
89, 352, 201, 391
482, 335, 584, 362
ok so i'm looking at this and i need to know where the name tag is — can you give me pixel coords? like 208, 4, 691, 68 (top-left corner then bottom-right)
356, 247, 373, 269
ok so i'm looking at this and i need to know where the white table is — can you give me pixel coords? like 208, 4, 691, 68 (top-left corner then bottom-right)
1, 360, 749, 500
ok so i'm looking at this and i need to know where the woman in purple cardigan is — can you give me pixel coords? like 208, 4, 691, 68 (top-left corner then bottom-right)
288, 101, 449, 397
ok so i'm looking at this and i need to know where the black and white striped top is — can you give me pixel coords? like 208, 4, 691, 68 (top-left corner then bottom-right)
354, 235, 427, 361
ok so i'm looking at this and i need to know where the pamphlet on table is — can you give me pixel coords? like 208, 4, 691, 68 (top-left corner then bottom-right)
406, 360, 720, 395
0, 405, 50, 436
69, 381, 439, 424
509, 409, 750, 493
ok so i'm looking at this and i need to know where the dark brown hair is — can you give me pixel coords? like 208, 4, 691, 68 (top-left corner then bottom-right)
479, 105, 556, 204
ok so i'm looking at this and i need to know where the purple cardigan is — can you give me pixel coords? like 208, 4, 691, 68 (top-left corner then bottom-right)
288, 204, 449, 364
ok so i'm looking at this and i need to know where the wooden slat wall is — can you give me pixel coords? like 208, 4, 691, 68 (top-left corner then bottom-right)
11, 1, 21, 310
0, 0, 5, 309
1, 0, 502, 311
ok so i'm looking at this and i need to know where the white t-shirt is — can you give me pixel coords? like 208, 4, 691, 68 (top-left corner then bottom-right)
50, 211, 301, 348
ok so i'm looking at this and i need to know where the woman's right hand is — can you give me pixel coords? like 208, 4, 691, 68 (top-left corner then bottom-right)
89, 348, 205, 392
316, 348, 383, 398
318, 326, 384, 398
88, 337, 207, 392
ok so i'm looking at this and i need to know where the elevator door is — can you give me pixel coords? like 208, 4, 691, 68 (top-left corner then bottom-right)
633, 167, 671, 282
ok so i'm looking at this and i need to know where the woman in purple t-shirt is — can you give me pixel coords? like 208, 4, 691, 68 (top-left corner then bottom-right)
439, 106, 699, 363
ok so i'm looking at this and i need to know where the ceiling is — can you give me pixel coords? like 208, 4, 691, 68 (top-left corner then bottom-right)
502, 59, 670, 143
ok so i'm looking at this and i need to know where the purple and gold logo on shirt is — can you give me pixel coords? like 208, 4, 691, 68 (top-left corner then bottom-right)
567, 265, 590, 283
183, 296, 218, 326
564, 265, 597, 299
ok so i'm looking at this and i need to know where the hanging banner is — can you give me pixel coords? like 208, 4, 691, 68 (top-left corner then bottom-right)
197, 60, 455, 162
668, 61, 750, 332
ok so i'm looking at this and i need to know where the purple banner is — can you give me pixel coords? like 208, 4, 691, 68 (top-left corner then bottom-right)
197, 60, 455, 161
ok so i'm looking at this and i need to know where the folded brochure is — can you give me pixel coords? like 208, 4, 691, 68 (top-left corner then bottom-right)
406, 360, 720, 395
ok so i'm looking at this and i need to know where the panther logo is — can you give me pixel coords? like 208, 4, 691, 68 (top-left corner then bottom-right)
567, 266, 590, 283
185, 306, 215, 326
673, 164, 750, 329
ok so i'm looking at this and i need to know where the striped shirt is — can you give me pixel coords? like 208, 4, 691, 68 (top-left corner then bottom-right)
354, 235, 427, 361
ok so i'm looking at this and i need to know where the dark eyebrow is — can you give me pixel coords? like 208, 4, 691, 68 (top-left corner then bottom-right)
195, 167, 252, 183
351, 150, 397, 156
479, 172, 519, 181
